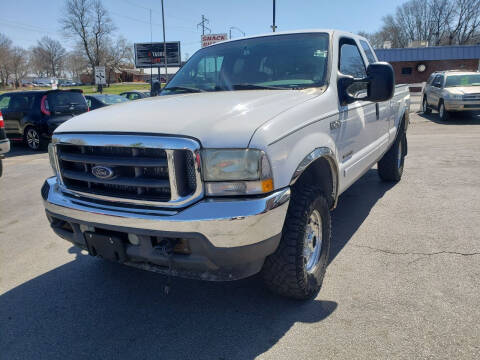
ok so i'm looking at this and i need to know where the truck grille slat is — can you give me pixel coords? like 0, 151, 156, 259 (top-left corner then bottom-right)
58, 153, 168, 167
62, 170, 170, 188
55, 138, 200, 205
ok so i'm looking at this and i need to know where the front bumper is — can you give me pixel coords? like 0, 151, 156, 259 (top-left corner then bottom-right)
42, 177, 290, 280
0, 138, 10, 154
444, 100, 480, 111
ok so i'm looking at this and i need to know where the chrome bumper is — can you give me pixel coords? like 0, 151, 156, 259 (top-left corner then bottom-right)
43, 177, 290, 248
0, 138, 10, 154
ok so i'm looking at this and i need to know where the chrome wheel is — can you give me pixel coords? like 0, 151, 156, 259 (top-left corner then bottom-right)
303, 209, 322, 273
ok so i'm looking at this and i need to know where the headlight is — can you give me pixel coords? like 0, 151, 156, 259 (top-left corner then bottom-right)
446, 93, 463, 100
202, 149, 274, 196
48, 143, 58, 176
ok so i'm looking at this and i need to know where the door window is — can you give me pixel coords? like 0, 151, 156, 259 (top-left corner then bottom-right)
0, 95, 11, 111
432, 75, 444, 88
8, 94, 35, 112
339, 39, 368, 97
360, 40, 377, 64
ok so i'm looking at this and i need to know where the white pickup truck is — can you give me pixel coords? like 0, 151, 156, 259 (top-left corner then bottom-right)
42, 30, 409, 299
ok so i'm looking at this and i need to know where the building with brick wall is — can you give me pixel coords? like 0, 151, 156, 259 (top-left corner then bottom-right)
375, 45, 480, 84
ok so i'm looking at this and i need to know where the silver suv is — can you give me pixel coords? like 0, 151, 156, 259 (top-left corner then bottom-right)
422, 70, 480, 120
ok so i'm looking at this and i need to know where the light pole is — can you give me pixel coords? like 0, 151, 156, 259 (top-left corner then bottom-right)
229, 26, 245, 39
161, 0, 168, 84
271, 0, 277, 32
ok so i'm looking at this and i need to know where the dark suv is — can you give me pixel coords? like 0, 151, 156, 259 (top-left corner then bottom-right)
0, 90, 88, 150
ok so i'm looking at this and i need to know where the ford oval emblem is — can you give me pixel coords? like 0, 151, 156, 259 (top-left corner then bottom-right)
91, 165, 115, 180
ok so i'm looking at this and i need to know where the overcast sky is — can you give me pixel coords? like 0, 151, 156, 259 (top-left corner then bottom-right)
1, 0, 406, 59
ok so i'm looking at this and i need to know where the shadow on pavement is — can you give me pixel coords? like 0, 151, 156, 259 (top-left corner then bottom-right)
0, 169, 397, 359
330, 169, 395, 262
0, 246, 337, 360
4, 141, 47, 158
417, 111, 480, 125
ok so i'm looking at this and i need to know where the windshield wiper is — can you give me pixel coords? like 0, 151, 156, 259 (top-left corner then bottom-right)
231, 84, 290, 90
163, 86, 205, 93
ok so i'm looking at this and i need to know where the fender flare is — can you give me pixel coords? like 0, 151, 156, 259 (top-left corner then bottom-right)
290, 147, 339, 209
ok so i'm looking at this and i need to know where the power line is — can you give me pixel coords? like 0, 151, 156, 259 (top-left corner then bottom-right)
197, 15, 211, 36
109, 10, 197, 33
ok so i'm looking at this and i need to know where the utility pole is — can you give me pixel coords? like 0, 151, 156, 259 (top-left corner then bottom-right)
271, 0, 277, 32
149, 8, 153, 89
161, 0, 168, 84
197, 15, 211, 36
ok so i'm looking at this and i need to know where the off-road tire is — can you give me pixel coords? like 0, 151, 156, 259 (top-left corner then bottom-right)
378, 121, 406, 182
422, 97, 432, 114
261, 186, 331, 300
438, 101, 450, 121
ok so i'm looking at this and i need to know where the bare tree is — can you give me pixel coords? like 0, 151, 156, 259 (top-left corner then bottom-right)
364, 0, 480, 48
60, 0, 115, 74
31, 36, 66, 77
0, 33, 12, 86
103, 36, 133, 84
10, 47, 29, 88
64, 50, 88, 81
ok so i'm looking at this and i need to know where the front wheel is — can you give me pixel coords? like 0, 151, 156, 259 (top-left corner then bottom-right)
422, 97, 432, 114
438, 101, 450, 121
262, 186, 331, 300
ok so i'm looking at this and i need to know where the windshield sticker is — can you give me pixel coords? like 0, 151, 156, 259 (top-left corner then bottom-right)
314, 50, 328, 58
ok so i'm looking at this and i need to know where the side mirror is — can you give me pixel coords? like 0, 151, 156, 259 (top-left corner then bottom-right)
338, 62, 395, 105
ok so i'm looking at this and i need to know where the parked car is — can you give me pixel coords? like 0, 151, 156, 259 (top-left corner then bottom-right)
0, 89, 88, 150
422, 70, 480, 120
85, 94, 129, 110
119, 90, 151, 100
0, 111, 10, 177
42, 30, 409, 299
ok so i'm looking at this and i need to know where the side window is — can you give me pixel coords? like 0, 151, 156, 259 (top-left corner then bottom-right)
339, 40, 367, 78
360, 40, 377, 64
426, 74, 435, 85
0, 95, 11, 111
432, 75, 444, 88
130, 93, 140, 100
339, 39, 368, 97
9, 94, 35, 111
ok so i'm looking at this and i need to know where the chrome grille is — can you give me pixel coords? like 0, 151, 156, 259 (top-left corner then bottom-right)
463, 93, 480, 101
52, 134, 203, 207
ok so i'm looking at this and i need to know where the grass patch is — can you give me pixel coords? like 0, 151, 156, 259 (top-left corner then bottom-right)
0, 83, 152, 95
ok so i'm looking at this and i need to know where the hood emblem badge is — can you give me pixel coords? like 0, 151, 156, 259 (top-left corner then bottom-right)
92, 165, 115, 180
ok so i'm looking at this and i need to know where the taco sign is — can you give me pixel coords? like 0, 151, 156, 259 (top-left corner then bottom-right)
201, 33, 228, 48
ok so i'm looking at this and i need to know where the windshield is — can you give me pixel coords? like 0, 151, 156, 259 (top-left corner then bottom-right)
162, 33, 329, 94
96, 94, 130, 105
445, 74, 480, 87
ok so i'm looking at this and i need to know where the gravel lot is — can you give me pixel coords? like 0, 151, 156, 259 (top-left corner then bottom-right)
1, 112, 479, 360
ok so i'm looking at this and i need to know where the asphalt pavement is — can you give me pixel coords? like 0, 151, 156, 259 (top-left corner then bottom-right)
1, 111, 479, 359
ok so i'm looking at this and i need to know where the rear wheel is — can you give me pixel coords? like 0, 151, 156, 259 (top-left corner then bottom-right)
438, 101, 450, 121
422, 97, 432, 114
24, 127, 45, 151
378, 122, 406, 182
262, 186, 331, 300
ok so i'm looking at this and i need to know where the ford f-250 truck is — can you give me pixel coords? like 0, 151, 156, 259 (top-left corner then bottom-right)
42, 30, 409, 299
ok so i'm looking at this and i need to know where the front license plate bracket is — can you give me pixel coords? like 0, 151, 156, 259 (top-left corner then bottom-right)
84, 232, 127, 263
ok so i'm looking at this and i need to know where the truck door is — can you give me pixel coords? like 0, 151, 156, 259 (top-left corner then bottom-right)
335, 37, 385, 190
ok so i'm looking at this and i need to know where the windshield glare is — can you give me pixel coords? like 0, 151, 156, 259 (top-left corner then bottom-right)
162, 33, 329, 94
98, 95, 129, 105
445, 74, 480, 87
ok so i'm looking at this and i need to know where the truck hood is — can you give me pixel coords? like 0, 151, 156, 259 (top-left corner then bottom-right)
55, 89, 320, 148
446, 86, 480, 95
